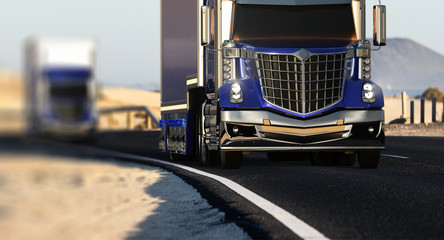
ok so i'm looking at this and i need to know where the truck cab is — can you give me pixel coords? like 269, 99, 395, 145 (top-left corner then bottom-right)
160, 0, 387, 168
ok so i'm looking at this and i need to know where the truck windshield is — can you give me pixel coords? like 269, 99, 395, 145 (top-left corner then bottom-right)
232, 4, 357, 48
50, 81, 88, 98
44, 68, 90, 98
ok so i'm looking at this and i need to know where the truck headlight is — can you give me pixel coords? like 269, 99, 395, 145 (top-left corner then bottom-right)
229, 82, 243, 104
362, 82, 376, 103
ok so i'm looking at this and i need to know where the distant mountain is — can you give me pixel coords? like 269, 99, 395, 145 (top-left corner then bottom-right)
372, 38, 444, 95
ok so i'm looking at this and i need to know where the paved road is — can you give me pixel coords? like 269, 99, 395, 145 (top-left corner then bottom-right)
89, 131, 444, 239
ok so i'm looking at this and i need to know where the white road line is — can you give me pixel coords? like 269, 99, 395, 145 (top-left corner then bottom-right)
84, 147, 329, 240
381, 154, 410, 159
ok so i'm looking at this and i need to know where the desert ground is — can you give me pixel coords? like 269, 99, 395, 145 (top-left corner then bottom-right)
0, 154, 167, 240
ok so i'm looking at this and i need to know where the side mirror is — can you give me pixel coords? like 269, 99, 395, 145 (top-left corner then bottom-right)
201, 6, 211, 46
373, 5, 386, 46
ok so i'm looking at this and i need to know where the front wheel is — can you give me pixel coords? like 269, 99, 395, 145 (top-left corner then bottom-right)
197, 103, 219, 166
220, 151, 243, 169
358, 151, 380, 169
199, 136, 219, 166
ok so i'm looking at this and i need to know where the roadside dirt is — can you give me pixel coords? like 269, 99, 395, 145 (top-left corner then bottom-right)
0, 155, 166, 240
385, 122, 444, 137
0, 152, 249, 240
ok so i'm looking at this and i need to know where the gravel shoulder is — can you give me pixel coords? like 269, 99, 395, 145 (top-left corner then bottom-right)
385, 122, 444, 137
0, 145, 250, 240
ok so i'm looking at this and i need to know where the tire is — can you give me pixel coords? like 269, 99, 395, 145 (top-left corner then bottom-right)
221, 151, 243, 169
358, 151, 380, 169
200, 142, 220, 166
197, 102, 219, 166
310, 152, 334, 166
198, 133, 219, 166
334, 152, 356, 166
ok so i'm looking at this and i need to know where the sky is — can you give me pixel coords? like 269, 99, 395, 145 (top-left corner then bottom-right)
0, 0, 443, 90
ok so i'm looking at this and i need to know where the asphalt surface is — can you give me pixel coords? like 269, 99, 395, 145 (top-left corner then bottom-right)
84, 130, 444, 239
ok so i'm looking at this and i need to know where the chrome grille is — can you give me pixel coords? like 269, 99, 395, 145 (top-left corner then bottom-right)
256, 51, 347, 114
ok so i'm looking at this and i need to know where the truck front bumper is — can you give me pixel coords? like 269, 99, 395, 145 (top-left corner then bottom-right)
220, 109, 385, 152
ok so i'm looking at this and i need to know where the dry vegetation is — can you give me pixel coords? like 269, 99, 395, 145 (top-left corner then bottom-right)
422, 87, 444, 102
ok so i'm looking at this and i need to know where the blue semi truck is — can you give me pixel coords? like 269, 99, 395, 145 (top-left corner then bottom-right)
25, 37, 98, 140
160, 0, 387, 168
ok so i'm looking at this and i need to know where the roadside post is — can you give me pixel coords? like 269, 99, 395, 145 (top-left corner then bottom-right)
401, 91, 408, 119
421, 98, 425, 124
147, 115, 152, 129
432, 98, 436, 122
127, 112, 132, 129
410, 101, 415, 124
